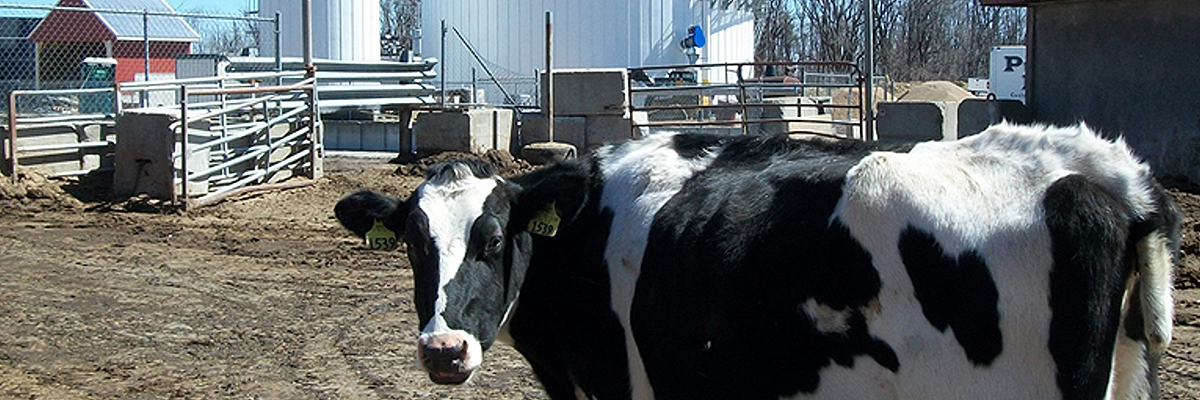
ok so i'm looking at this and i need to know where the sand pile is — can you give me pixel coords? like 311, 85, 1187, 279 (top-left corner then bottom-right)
896, 81, 976, 103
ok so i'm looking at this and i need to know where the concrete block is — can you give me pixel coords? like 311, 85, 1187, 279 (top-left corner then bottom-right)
957, 98, 1033, 139
326, 120, 362, 150
875, 101, 957, 142
362, 122, 389, 151
585, 115, 642, 151
541, 68, 628, 116
412, 108, 514, 155
114, 111, 178, 199
518, 114, 586, 154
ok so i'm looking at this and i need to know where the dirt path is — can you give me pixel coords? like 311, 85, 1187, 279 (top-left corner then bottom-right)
0, 155, 1197, 399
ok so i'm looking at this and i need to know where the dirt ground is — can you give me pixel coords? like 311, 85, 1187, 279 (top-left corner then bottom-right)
0, 153, 1198, 400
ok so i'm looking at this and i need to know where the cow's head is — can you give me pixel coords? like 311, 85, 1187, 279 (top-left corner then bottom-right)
334, 158, 587, 384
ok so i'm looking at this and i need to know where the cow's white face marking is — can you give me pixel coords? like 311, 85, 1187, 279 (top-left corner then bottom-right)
416, 172, 499, 332
596, 132, 719, 400
412, 167, 498, 377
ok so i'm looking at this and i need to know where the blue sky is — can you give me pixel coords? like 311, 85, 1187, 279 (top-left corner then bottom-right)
169, 0, 253, 15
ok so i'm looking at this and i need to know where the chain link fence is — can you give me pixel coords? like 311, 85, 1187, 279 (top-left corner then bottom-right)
0, 2, 279, 116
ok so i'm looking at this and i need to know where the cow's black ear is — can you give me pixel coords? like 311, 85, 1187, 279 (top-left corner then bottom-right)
334, 190, 410, 238
509, 159, 591, 234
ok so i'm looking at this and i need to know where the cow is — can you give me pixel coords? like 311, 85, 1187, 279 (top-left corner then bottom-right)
334, 122, 1179, 400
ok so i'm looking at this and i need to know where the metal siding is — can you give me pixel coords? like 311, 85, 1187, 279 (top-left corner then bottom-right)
422, 0, 753, 84
259, 0, 377, 61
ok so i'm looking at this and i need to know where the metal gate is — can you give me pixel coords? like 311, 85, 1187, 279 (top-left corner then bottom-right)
627, 61, 868, 139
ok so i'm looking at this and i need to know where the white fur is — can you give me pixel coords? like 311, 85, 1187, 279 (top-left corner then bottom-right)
595, 132, 719, 400
801, 299, 852, 335
1137, 231, 1174, 354
1107, 274, 1153, 400
821, 122, 1163, 399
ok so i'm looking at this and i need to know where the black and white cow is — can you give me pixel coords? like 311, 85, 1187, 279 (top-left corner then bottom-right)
334, 123, 1179, 400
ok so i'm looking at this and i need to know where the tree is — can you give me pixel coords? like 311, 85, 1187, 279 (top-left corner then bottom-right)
716, 0, 1025, 82
381, 0, 421, 59
184, 8, 259, 56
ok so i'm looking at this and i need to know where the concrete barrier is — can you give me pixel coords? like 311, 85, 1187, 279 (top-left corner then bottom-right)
114, 110, 211, 199
957, 98, 1033, 139
541, 68, 629, 116
518, 114, 586, 153
875, 101, 958, 142
411, 108, 514, 155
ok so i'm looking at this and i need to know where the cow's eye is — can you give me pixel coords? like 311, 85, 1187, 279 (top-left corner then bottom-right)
485, 235, 504, 254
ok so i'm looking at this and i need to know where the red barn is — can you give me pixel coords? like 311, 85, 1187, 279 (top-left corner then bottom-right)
27, 0, 198, 87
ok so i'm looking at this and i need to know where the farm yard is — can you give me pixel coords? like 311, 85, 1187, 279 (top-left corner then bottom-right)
1, 152, 1199, 400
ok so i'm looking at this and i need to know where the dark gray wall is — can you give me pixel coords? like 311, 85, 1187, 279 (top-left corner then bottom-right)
1029, 0, 1200, 181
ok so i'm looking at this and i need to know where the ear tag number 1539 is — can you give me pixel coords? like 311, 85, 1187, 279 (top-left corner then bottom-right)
365, 220, 398, 250
527, 201, 560, 237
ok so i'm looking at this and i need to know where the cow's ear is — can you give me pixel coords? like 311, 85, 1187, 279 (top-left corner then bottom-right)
334, 190, 411, 238
509, 159, 591, 235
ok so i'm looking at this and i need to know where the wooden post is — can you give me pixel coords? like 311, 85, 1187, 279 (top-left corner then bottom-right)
545, 11, 554, 143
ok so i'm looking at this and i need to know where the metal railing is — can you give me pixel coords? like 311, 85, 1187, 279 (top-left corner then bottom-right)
628, 61, 870, 139
5, 87, 117, 181
173, 75, 321, 208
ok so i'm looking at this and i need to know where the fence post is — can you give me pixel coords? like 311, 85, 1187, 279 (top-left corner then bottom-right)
440, 19, 446, 108
545, 11, 553, 142
864, 0, 875, 141
179, 85, 189, 205
302, 0, 313, 77
307, 86, 322, 179
7, 91, 17, 183
142, 9, 149, 107
274, 11, 282, 85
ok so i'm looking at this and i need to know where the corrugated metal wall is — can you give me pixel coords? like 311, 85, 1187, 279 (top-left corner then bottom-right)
422, 0, 754, 87
259, 0, 380, 61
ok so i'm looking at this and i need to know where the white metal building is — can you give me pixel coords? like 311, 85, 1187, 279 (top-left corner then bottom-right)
258, 0, 380, 61
422, 0, 755, 92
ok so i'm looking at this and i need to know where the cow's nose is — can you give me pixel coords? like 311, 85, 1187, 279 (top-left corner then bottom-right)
422, 337, 468, 372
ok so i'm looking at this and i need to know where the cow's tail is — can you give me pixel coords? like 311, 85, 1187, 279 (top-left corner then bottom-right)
1133, 184, 1180, 356
1109, 184, 1179, 400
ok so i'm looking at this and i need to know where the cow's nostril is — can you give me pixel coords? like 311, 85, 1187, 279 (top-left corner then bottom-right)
422, 339, 467, 372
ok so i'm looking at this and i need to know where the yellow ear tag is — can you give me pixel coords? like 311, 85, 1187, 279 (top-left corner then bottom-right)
527, 201, 561, 237
365, 220, 398, 250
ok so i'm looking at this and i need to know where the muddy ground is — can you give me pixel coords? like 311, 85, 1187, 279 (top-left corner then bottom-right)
0, 153, 1198, 399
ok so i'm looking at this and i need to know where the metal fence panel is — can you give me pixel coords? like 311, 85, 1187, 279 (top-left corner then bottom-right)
0, 3, 278, 114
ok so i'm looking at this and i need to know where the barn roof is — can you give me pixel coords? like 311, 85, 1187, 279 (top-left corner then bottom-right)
28, 0, 199, 43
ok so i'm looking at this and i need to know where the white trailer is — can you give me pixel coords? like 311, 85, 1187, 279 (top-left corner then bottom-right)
989, 45, 1026, 103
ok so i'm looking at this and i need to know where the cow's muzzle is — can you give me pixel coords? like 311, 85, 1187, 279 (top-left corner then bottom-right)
417, 330, 481, 385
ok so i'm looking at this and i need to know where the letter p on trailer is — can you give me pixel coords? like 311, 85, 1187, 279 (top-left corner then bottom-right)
989, 46, 1026, 103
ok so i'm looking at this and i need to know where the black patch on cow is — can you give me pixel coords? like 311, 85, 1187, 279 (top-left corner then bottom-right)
333, 190, 410, 237
405, 208, 439, 331
1045, 175, 1133, 400
898, 227, 1003, 366
504, 157, 634, 400
670, 132, 733, 159
632, 134, 903, 400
